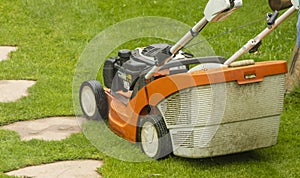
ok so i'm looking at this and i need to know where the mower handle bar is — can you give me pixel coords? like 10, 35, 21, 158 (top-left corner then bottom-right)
224, 6, 297, 65
145, 0, 242, 79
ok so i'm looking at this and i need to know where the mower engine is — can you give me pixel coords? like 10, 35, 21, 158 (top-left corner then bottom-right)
103, 44, 189, 93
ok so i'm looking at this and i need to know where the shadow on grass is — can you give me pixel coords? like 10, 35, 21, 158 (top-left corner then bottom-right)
172, 149, 268, 166
82, 119, 270, 165
81, 120, 152, 162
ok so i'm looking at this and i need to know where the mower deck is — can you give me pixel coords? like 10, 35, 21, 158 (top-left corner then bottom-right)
105, 61, 287, 158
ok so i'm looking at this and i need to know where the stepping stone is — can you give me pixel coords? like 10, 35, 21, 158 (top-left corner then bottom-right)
0, 46, 17, 61
1, 117, 86, 141
5, 160, 102, 178
0, 80, 36, 103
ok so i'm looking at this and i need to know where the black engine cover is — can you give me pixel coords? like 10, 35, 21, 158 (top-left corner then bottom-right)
108, 44, 172, 92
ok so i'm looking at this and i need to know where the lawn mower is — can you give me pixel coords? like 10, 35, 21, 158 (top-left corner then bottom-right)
79, 0, 296, 159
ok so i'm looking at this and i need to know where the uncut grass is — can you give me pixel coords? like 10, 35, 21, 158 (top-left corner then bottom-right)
0, 0, 299, 177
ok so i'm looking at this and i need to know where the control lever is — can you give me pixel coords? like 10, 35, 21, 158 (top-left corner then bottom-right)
267, 11, 279, 28
248, 10, 278, 53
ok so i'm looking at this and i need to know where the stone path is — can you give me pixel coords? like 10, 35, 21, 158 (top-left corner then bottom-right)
0, 46, 17, 61
1, 117, 86, 141
0, 80, 36, 103
5, 160, 102, 178
0, 47, 103, 177
0, 46, 36, 103
1, 117, 104, 178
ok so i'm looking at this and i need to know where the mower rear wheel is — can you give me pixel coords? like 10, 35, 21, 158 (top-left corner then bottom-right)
139, 115, 172, 159
79, 80, 108, 120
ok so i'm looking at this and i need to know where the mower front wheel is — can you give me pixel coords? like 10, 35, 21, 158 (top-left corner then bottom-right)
139, 115, 172, 159
79, 80, 108, 120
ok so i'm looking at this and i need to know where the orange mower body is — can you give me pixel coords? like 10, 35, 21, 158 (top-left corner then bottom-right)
80, 58, 287, 159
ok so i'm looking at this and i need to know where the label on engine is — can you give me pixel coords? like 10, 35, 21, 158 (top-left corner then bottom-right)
123, 81, 130, 90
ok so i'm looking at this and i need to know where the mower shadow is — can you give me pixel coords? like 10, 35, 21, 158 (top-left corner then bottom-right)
82, 118, 273, 165
80, 119, 152, 162
170, 149, 269, 167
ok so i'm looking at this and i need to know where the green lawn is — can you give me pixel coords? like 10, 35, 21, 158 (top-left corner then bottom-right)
0, 0, 300, 177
